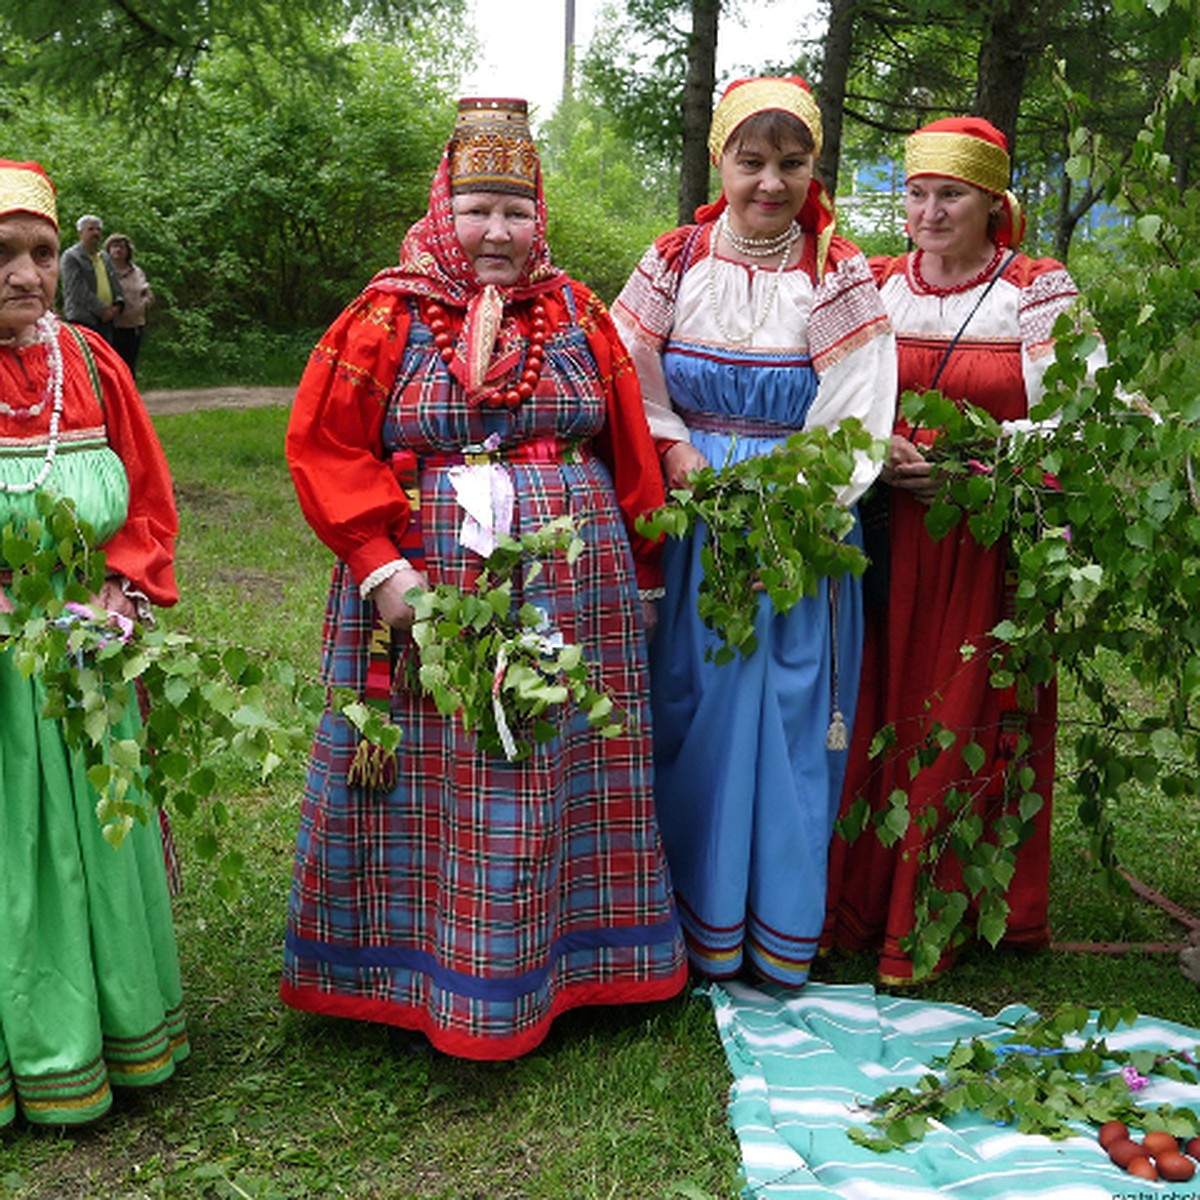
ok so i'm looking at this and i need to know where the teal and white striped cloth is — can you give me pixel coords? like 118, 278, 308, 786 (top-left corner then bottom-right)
710, 980, 1200, 1198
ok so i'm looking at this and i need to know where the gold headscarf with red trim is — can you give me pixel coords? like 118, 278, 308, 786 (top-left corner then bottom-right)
904, 117, 1026, 250
698, 76, 836, 280
0, 160, 58, 230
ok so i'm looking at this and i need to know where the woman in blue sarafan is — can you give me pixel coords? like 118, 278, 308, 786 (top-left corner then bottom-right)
613, 77, 896, 986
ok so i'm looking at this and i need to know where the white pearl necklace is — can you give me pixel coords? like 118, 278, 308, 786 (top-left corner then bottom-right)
721, 217, 798, 258
0, 315, 57, 419
706, 211, 800, 346
0, 312, 65, 495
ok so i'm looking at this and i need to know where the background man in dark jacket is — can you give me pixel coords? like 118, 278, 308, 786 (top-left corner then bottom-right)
60, 213, 124, 344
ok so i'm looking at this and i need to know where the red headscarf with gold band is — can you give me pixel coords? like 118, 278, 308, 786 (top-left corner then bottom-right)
904, 117, 1026, 249
697, 76, 837, 280
0, 160, 58, 230
369, 98, 566, 400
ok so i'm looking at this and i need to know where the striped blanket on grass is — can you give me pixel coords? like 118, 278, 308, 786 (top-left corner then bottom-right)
710, 980, 1200, 1198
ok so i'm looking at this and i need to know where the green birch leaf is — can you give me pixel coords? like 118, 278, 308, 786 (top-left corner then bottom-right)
961, 741, 986, 774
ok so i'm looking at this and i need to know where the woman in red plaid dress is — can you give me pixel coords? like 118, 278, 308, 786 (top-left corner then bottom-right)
281, 98, 686, 1059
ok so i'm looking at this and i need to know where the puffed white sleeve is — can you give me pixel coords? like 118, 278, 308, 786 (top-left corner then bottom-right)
612, 241, 692, 445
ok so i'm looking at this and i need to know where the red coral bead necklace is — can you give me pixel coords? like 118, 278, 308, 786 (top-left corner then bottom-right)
911, 243, 1003, 297
425, 298, 549, 409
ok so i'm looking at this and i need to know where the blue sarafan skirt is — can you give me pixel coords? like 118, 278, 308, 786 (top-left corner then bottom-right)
648, 388, 864, 988
649, 509, 864, 988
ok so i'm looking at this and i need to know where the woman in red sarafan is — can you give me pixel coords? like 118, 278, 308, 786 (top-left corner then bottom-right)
282, 98, 686, 1059
822, 118, 1106, 984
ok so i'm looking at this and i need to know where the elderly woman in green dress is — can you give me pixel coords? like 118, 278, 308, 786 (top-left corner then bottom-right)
0, 159, 186, 1126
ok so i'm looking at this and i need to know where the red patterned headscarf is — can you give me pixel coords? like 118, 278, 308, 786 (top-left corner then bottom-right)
695, 76, 837, 280
369, 99, 566, 399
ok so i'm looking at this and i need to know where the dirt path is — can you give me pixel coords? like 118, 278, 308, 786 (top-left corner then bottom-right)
140, 386, 295, 415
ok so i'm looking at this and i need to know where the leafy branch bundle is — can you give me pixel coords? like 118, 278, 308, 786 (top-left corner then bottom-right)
0, 493, 325, 897
406, 515, 624, 760
849, 1003, 1200, 1151
839, 720, 1045, 981
636, 420, 881, 665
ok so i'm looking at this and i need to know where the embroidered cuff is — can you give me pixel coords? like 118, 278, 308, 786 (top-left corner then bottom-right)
360, 558, 410, 599
110, 574, 155, 626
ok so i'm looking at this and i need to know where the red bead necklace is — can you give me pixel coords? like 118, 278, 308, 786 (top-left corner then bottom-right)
911, 243, 1003, 297
425, 299, 549, 409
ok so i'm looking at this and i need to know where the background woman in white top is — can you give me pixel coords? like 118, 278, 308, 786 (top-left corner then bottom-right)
105, 231, 154, 378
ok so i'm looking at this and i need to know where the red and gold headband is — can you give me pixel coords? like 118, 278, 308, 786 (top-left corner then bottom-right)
449, 97, 539, 199
708, 76, 823, 164
905, 120, 1010, 195
0, 160, 58, 230
905, 117, 1025, 249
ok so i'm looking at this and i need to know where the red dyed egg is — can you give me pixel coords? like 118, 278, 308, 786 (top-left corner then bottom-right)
1127, 1155, 1158, 1180
1108, 1138, 1145, 1167
1185, 1135, 1200, 1159
1142, 1130, 1179, 1158
1098, 1120, 1129, 1148
1157, 1151, 1196, 1182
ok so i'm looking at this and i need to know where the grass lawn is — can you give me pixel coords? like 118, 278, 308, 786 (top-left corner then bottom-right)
3, 405, 1200, 1198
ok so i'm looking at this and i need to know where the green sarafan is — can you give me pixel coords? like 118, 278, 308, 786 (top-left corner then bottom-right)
0, 491, 322, 898
637, 419, 882, 666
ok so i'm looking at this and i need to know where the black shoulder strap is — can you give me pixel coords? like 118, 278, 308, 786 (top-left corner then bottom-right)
929, 250, 1019, 390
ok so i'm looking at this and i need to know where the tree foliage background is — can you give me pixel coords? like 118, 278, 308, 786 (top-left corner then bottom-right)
3, 0, 1198, 388
0, 0, 470, 384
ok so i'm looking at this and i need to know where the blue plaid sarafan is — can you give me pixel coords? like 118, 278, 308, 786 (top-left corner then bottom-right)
282, 293, 686, 1059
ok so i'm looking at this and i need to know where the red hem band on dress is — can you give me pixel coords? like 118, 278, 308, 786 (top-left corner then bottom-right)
279, 962, 689, 1061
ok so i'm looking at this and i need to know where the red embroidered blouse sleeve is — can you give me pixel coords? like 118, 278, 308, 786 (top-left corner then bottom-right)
74, 330, 179, 606
285, 289, 415, 586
